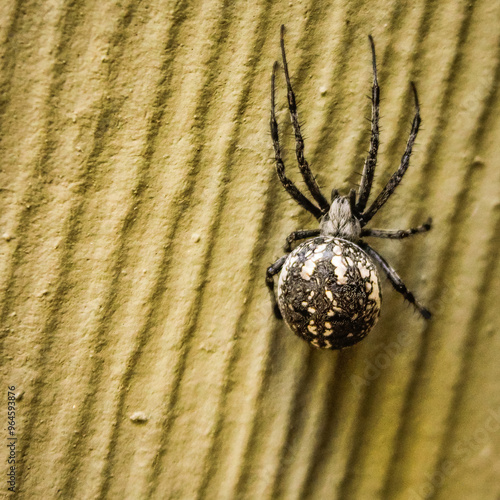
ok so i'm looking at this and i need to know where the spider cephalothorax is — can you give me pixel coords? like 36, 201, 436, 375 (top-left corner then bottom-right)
266, 26, 432, 350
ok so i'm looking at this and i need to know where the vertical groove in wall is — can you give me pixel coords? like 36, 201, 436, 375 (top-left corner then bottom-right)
1, 0, 499, 499
59, 1, 183, 497
145, 0, 268, 495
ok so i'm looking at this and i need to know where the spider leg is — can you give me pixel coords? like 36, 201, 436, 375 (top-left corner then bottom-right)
349, 188, 358, 216
280, 25, 330, 214
271, 61, 323, 220
361, 217, 431, 239
284, 228, 321, 252
266, 255, 288, 319
356, 35, 380, 213
360, 242, 431, 319
361, 83, 421, 226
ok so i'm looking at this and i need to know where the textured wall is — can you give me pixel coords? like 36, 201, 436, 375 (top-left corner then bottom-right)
1, 0, 499, 498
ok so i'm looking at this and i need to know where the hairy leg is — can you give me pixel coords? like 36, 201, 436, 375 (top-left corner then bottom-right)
356, 35, 380, 213
360, 242, 431, 319
361, 83, 421, 226
284, 229, 321, 252
280, 25, 330, 214
271, 61, 323, 220
361, 218, 431, 239
266, 255, 288, 319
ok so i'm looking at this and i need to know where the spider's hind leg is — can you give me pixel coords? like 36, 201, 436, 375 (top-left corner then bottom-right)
360, 242, 431, 319
266, 255, 287, 319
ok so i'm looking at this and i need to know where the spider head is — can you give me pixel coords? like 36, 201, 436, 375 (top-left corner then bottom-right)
320, 193, 361, 241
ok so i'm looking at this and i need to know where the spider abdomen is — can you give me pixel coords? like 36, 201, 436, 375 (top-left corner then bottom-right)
277, 237, 382, 349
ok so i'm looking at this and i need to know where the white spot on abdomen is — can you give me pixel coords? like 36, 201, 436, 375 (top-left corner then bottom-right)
331, 255, 348, 284
308, 324, 318, 335
314, 243, 328, 254
368, 270, 381, 304
301, 260, 316, 280
358, 262, 370, 279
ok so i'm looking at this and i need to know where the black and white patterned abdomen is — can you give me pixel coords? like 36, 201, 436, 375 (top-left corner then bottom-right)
277, 237, 382, 349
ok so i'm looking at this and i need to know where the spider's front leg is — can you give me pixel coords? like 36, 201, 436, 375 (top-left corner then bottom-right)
360, 242, 431, 319
279, 25, 330, 214
266, 255, 287, 319
270, 62, 323, 220
361, 83, 421, 226
356, 35, 380, 213
284, 229, 320, 252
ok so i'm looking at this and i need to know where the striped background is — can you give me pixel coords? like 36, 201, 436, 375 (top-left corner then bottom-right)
1, 0, 499, 498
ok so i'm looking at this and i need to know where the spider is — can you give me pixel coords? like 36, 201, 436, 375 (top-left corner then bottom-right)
265, 26, 432, 350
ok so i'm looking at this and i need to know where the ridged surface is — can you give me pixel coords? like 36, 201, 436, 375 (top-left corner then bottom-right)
1, 0, 499, 498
